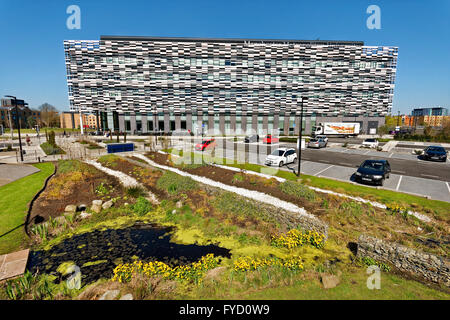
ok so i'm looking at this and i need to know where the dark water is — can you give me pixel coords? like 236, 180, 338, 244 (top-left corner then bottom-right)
27, 222, 231, 286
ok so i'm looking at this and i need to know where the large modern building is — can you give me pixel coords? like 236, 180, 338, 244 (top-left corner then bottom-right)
411, 107, 448, 117
64, 35, 398, 135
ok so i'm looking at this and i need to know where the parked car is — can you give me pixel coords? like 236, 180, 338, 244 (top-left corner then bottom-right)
264, 148, 297, 167
195, 138, 216, 151
263, 134, 279, 144
422, 146, 447, 162
355, 159, 391, 186
244, 134, 259, 143
315, 135, 328, 144
308, 138, 327, 148
362, 138, 379, 148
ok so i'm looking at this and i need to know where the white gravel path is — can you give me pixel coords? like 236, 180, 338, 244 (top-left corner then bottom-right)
133, 153, 319, 222
154, 151, 432, 223
84, 159, 159, 204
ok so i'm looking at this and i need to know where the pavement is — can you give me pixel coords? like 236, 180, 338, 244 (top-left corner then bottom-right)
0, 163, 41, 186
0, 249, 30, 281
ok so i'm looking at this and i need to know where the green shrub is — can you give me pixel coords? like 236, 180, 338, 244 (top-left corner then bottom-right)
48, 130, 56, 146
131, 197, 152, 216
126, 186, 146, 198
40, 142, 65, 155
360, 256, 391, 272
156, 171, 197, 195
279, 180, 317, 201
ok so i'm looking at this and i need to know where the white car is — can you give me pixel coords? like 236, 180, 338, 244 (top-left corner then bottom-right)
315, 135, 329, 144
362, 138, 379, 148
265, 148, 297, 167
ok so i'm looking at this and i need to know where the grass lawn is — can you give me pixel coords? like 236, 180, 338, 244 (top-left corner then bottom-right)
164, 148, 450, 222
0, 162, 54, 255
225, 266, 450, 300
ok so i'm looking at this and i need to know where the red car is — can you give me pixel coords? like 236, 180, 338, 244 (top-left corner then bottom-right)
263, 135, 279, 144
195, 138, 216, 151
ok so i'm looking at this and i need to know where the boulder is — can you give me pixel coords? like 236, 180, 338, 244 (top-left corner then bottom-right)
119, 293, 133, 300
321, 274, 340, 289
91, 204, 102, 214
99, 290, 120, 300
64, 205, 77, 213
79, 212, 92, 219
102, 200, 113, 210
204, 267, 226, 281
92, 200, 103, 207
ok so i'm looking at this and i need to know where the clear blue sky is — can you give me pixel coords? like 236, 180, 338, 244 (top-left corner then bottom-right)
0, 0, 449, 114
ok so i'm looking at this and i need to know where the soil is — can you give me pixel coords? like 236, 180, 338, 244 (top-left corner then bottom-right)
30, 162, 127, 223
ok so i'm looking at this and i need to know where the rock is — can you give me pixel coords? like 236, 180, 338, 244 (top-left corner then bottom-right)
91, 204, 102, 214
124, 203, 129, 206
119, 293, 133, 300
79, 212, 92, 219
65, 205, 77, 213
176, 201, 183, 209
92, 200, 103, 207
205, 267, 226, 281
102, 200, 113, 210
321, 274, 340, 289
99, 290, 120, 300
171, 209, 177, 214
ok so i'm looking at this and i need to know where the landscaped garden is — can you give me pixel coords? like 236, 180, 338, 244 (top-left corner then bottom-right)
0, 153, 448, 300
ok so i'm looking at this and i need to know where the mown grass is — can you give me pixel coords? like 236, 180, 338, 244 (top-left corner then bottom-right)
0, 162, 55, 255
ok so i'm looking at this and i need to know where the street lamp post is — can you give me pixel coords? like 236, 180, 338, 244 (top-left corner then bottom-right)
297, 97, 307, 177
5, 95, 24, 162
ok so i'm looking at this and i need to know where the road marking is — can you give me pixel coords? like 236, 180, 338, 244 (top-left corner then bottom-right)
314, 165, 334, 176
396, 175, 403, 191
446, 182, 450, 194
338, 162, 349, 166
420, 174, 439, 179
392, 170, 405, 174
363, 150, 371, 155
319, 160, 331, 163
388, 153, 394, 158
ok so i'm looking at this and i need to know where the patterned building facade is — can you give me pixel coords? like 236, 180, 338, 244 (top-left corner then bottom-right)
64, 36, 398, 135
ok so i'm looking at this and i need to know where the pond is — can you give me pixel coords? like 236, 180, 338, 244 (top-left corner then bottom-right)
27, 222, 231, 286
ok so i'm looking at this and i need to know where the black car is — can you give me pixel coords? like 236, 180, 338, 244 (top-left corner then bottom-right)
244, 134, 259, 143
422, 146, 447, 162
355, 160, 391, 186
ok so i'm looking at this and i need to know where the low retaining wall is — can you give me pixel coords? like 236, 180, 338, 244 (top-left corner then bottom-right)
357, 234, 450, 287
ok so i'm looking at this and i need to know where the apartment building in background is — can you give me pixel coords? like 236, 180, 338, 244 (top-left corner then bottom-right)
64, 35, 398, 135
0, 98, 41, 130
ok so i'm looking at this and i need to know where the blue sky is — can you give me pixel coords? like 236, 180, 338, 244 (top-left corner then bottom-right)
0, 0, 449, 114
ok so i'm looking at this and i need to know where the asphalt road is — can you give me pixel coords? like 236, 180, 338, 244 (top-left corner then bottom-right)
300, 148, 450, 182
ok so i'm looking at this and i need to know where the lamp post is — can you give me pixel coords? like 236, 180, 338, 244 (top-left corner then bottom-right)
297, 97, 307, 177
5, 95, 24, 162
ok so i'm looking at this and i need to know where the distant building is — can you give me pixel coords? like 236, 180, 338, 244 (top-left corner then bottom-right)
411, 107, 448, 117
60, 111, 99, 129
0, 98, 41, 129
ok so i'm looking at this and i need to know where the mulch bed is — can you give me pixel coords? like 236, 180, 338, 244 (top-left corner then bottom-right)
30, 163, 126, 223
100, 156, 168, 201
145, 151, 328, 215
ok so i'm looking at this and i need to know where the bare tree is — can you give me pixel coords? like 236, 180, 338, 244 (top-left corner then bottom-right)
38, 103, 60, 127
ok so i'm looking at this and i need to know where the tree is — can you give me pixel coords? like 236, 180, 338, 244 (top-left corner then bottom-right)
27, 116, 36, 129
38, 103, 60, 127
377, 125, 389, 137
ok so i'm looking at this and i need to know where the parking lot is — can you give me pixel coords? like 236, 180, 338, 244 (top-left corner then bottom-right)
174, 138, 450, 202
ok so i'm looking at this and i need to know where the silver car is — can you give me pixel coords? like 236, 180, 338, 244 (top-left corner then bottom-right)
308, 138, 327, 148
